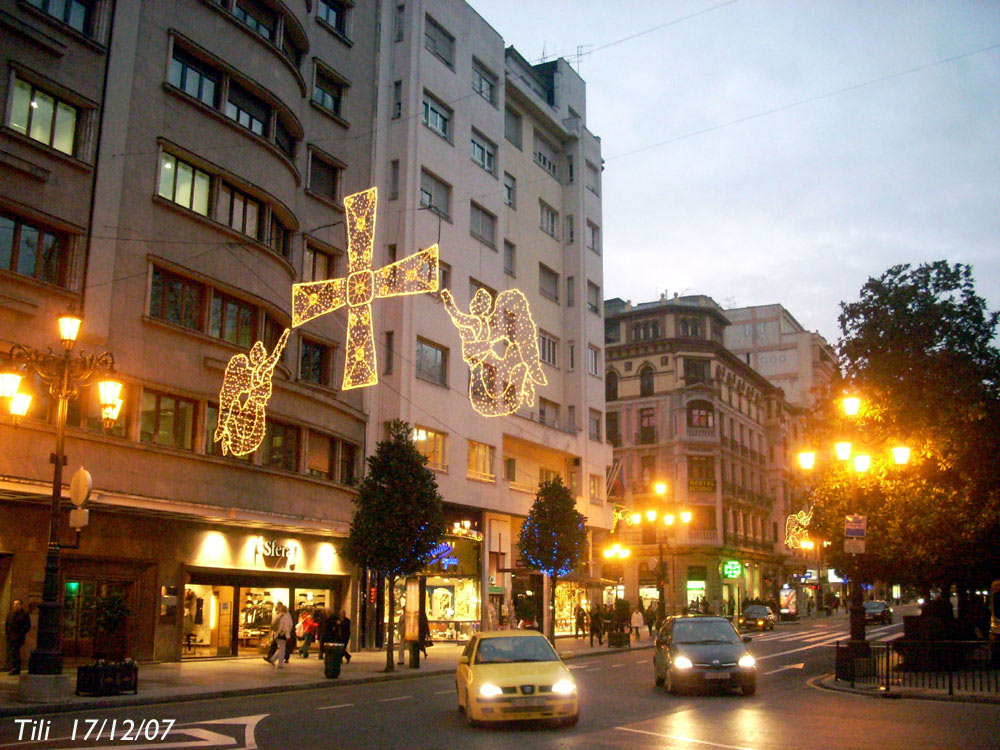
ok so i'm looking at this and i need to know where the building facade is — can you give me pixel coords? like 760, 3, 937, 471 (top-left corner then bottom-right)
367, 0, 612, 641
603, 295, 788, 618
1, 0, 377, 662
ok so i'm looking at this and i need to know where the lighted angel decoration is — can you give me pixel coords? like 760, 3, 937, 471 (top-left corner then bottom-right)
784, 506, 814, 549
441, 288, 547, 417
214, 328, 291, 456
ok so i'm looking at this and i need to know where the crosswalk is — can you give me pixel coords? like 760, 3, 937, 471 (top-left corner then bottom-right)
748, 621, 902, 647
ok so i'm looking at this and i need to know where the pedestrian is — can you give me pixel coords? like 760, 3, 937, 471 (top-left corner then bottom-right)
806, 598, 814, 617
397, 608, 407, 665
643, 602, 655, 638
589, 605, 603, 647
574, 604, 586, 638
5, 599, 30, 675
418, 609, 431, 658
630, 604, 644, 640
264, 602, 293, 668
297, 608, 318, 658
337, 609, 352, 663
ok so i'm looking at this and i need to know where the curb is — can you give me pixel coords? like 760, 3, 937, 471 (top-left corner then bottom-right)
0, 644, 654, 718
810, 674, 1000, 705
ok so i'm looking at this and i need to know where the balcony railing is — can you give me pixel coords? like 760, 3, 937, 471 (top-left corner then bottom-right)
467, 469, 496, 483
687, 426, 716, 440
688, 529, 718, 545
508, 480, 535, 494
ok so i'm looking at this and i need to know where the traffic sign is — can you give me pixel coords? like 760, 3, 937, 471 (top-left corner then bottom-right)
844, 538, 866, 554
844, 515, 867, 538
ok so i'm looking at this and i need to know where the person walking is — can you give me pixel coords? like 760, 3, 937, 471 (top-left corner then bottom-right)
5, 599, 30, 675
265, 602, 293, 668
337, 609, 352, 663
418, 609, 431, 658
630, 604, 644, 640
589, 605, 603, 647
574, 604, 586, 638
397, 608, 407, 665
297, 608, 318, 658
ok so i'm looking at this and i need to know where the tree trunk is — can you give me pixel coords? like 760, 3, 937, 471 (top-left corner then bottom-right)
385, 575, 396, 673
549, 574, 558, 644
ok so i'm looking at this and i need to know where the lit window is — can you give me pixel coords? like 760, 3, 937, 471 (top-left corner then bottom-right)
10, 77, 78, 156
158, 153, 211, 216
414, 426, 447, 470
467, 441, 495, 481
140, 390, 196, 450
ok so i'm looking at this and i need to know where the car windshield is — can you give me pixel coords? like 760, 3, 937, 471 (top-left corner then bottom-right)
743, 606, 768, 616
673, 619, 741, 644
864, 602, 885, 612
474, 636, 558, 664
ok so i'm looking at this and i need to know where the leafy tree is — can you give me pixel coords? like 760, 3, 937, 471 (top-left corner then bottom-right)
341, 420, 445, 671
518, 477, 588, 642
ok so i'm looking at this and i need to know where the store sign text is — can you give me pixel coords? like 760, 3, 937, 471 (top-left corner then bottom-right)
255, 537, 299, 570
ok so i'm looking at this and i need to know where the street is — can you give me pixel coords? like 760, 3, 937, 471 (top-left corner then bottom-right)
0, 616, 996, 750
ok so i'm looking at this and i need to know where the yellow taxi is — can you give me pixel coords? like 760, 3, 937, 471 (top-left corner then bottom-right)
455, 630, 578, 727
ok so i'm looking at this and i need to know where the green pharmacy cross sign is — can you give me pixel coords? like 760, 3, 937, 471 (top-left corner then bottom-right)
722, 560, 742, 579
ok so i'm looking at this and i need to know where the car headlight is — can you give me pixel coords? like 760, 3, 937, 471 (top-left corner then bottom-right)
552, 679, 576, 695
674, 655, 693, 669
478, 683, 503, 698
757, 620, 764, 625
738, 654, 756, 668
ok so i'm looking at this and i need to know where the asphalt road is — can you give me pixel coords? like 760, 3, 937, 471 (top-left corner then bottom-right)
1, 616, 997, 750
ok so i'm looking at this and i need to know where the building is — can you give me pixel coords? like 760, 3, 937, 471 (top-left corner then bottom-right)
0, 0, 378, 662
366, 0, 612, 641
603, 294, 788, 617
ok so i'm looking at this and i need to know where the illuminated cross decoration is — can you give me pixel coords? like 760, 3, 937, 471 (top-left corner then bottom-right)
292, 187, 439, 390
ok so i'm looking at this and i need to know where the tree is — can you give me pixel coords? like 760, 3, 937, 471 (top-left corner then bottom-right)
518, 477, 588, 643
341, 420, 445, 671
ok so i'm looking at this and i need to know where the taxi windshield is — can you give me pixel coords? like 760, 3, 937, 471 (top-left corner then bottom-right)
474, 636, 558, 664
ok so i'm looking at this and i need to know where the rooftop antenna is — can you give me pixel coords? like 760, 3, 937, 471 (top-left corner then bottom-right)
574, 44, 593, 73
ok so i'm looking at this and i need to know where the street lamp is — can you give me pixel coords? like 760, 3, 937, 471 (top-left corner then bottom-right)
3, 313, 122, 675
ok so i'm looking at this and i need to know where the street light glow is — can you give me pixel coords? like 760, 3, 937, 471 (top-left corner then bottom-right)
664, 513, 675, 526
842, 396, 861, 416
57, 314, 82, 349
645, 509, 657, 522
0, 370, 22, 398
653, 481, 667, 496
892, 446, 911, 465
680, 510, 692, 524
835, 441, 852, 460
797, 451, 816, 470
853, 454, 871, 473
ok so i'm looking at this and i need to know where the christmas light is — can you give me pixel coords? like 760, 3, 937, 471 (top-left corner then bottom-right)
784, 507, 814, 549
291, 187, 439, 390
214, 328, 290, 456
440, 288, 547, 417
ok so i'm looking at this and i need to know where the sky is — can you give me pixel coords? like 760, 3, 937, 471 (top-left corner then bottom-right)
469, 0, 1000, 345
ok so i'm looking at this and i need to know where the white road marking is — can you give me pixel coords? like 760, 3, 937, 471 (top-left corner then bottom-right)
379, 696, 411, 702
762, 662, 805, 675
611, 663, 626, 668
635, 659, 649, 664
435, 689, 455, 694
317, 704, 353, 710
618, 726, 760, 750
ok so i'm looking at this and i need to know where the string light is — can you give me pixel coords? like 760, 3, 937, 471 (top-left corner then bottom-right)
214, 328, 291, 456
440, 288, 547, 417
291, 187, 439, 390
784, 506, 814, 549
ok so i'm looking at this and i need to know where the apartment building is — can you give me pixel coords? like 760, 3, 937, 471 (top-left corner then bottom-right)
603, 295, 787, 617
0, 0, 377, 662
368, 0, 612, 640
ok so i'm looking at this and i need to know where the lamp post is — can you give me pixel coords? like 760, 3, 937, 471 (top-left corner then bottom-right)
1, 313, 122, 675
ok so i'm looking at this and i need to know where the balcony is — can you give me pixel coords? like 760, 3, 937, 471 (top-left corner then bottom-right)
467, 469, 496, 483
688, 529, 718, 545
508, 480, 535, 494
635, 426, 657, 445
607, 432, 621, 448
687, 426, 716, 441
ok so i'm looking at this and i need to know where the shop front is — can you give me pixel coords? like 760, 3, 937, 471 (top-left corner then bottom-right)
422, 529, 482, 642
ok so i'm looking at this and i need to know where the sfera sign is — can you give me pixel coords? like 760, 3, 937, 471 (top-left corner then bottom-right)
255, 537, 299, 569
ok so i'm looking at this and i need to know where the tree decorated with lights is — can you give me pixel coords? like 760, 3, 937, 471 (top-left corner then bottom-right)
518, 477, 588, 643
341, 420, 445, 672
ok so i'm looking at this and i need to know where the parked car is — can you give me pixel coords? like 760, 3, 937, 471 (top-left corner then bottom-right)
653, 615, 757, 696
738, 605, 777, 631
863, 600, 893, 624
455, 631, 578, 727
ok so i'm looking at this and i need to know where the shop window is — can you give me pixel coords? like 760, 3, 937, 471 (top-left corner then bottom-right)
61, 580, 130, 658
140, 390, 195, 450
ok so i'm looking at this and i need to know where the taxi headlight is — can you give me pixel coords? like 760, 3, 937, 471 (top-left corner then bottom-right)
738, 654, 756, 668
674, 655, 693, 669
478, 683, 503, 698
552, 679, 576, 695
757, 619, 764, 625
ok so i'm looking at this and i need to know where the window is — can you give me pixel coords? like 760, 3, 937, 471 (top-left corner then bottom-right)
0, 212, 69, 287
150, 267, 205, 331
589, 409, 602, 440
313, 68, 346, 118
606, 412, 620, 445
392, 80, 402, 119
225, 82, 268, 137
438, 261, 451, 291
218, 183, 262, 239
687, 400, 715, 428
414, 426, 447, 470
309, 153, 342, 202
605, 371, 619, 402
587, 221, 601, 254
639, 366, 654, 397
565, 214, 574, 244
467, 441, 495, 481
269, 216, 291, 258
307, 431, 335, 479
503, 173, 516, 208
568, 341, 575, 370
470, 130, 496, 174
688, 455, 715, 482
140, 390, 195, 450
233, 0, 275, 40
503, 457, 516, 481
169, 49, 219, 107
539, 202, 558, 238
419, 170, 451, 218
263, 420, 299, 471
158, 153, 211, 216
538, 398, 558, 427
424, 15, 454, 66
567, 405, 576, 430
586, 160, 601, 194
589, 474, 602, 502
503, 241, 516, 277
538, 331, 557, 366
539, 467, 560, 484
684, 358, 709, 384
566, 276, 575, 307
300, 339, 332, 386
393, 3, 405, 41
469, 203, 496, 246
472, 60, 498, 105
538, 263, 559, 302
587, 281, 601, 313
303, 244, 337, 281
533, 131, 559, 179
605, 319, 620, 344
679, 316, 702, 338
318, 0, 348, 35
210, 291, 256, 348
416, 338, 447, 385
340, 442, 358, 485
588, 345, 600, 376
388, 159, 400, 200
422, 93, 452, 140
10, 77, 78, 156
504, 108, 522, 148
25, 0, 91, 34
384, 331, 394, 374
566, 157, 574, 183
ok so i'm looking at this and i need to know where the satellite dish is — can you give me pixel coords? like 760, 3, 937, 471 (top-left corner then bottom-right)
70, 467, 92, 507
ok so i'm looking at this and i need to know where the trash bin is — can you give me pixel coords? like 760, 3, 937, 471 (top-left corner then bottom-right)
323, 642, 345, 678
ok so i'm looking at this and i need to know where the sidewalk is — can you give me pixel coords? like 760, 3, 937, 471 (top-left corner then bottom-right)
814, 673, 1000, 705
0, 634, 652, 718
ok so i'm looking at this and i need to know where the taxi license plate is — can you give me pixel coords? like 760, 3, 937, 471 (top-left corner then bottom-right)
705, 672, 730, 680
512, 696, 546, 707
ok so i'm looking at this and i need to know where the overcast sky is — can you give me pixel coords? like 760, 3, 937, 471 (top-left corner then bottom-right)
470, 0, 1000, 345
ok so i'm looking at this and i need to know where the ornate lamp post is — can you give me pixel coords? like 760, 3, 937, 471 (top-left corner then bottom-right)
1, 313, 122, 675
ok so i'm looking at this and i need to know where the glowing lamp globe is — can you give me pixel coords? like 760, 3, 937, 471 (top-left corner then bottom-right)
645, 509, 657, 522
842, 396, 861, 416
797, 451, 816, 470
653, 481, 667, 496
58, 314, 82, 349
664, 513, 675, 526
892, 446, 911, 465
853, 455, 871, 473
0, 370, 22, 399
834, 442, 852, 461
680, 510, 692, 524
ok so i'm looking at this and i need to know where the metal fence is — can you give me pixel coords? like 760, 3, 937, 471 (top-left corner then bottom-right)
835, 640, 1000, 695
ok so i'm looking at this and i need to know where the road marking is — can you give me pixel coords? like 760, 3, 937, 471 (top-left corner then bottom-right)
317, 704, 353, 710
635, 659, 649, 664
434, 689, 455, 694
611, 663, 626, 668
762, 662, 805, 675
379, 696, 411, 702
586, 667, 602, 671
754, 624, 901, 661
617, 727, 760, 750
